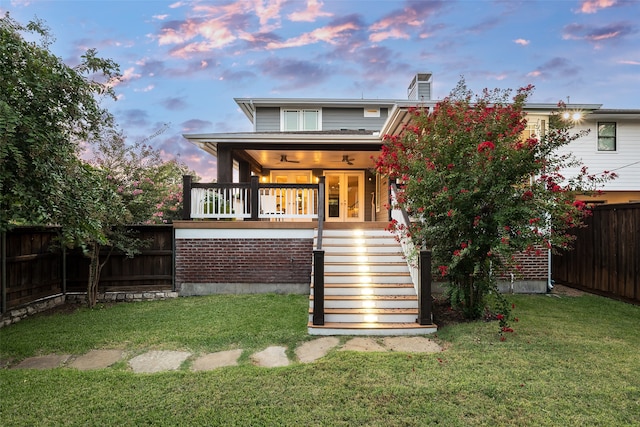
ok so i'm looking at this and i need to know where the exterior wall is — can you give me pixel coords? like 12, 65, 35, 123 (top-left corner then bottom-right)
174, 227, 314, 295
560, 117, 640, 192
255, 107, 280, 131
323, 107, 388, 131
254, 106, 389, 132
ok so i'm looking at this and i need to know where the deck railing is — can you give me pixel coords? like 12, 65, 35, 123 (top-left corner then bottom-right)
182, 175, 324, 221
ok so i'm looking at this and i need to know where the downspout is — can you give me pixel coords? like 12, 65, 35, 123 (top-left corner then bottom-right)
547, 249, 554, 292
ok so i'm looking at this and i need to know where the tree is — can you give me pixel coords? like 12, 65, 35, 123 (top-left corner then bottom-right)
0, 13, 120, 232
88, 127, 194, 224
375, 79, 615, 325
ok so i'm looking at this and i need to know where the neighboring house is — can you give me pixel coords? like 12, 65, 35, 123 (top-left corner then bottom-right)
558, 109, 640, 204
179, 73, 639, 334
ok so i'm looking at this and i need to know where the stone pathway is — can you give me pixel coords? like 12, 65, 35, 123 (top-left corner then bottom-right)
7, 337, 442, 373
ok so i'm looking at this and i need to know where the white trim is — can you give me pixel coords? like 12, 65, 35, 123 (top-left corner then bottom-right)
175, 228, 314, 239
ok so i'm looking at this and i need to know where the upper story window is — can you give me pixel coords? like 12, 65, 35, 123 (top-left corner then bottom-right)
282, 109, 321, 131
597, 122, 616, 151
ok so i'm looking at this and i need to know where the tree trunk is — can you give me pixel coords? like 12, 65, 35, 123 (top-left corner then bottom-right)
87, 243, 101, 308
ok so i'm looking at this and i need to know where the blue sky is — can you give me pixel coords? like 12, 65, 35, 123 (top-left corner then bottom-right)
4, 0, 639, 181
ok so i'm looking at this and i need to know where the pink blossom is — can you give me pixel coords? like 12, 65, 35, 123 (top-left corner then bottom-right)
477, 141, 496, 152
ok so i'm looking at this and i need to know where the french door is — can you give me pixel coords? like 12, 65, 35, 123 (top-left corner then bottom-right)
324, 171, 364, 222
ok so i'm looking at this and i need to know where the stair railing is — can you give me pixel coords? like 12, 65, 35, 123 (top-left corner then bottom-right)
389, 182, 433, 325
312, 176, 325, 325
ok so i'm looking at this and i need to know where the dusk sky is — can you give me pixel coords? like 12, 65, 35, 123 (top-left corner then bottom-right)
5, 0, 640, 181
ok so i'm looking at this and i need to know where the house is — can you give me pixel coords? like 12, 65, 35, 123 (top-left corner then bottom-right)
557, 109, 640, 204
179, 73, 639, 335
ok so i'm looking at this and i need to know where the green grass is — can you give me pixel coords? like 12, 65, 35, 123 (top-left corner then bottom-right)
1, 293, 640, 426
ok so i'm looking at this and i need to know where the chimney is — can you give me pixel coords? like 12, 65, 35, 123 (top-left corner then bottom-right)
407, 73, 432, 101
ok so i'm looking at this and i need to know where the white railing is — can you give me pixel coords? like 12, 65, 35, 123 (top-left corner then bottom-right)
258, 187, 318, 219
191, 187, 251, 219
390, 183, 419, 292
188, 180, 320, 221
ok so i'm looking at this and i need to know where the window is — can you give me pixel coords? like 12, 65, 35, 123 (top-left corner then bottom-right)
282, 109, 320, 131
597, 122, 616, 151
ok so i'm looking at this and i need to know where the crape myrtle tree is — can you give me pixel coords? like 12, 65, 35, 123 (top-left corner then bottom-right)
88, 127, 194, 224
375, 79, 615, 330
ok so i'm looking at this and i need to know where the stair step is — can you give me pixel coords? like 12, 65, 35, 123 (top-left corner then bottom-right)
323, 265, 410, 273
310, 312, 418, 323
307, 322, 438, 336
310, 295, 417, 309
323, 274, 413, 285
312, 285, 415, 296
320, 245, 403, 254
324, 255, 406, 262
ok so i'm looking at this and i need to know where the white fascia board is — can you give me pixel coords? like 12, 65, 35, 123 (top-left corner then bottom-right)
176, 228, 314, 239
183, 132, 382, 145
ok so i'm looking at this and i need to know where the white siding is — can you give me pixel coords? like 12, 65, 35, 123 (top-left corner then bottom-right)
558, 118, 640, 191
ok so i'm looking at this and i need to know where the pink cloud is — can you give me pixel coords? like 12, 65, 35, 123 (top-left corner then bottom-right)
563, 21, 634, 43
578, 0, 617, 14
514, 38, 530, 46
266, 21, 359, 49
288, 0, 333, 22
618, 60, 640, 65
254, 0, 286, 30
369, 28, 410, 43
369, 1, 445, 41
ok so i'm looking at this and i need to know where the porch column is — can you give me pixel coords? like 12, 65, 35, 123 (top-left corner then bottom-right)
217, 144, 233, 183
238, 159, 251, 183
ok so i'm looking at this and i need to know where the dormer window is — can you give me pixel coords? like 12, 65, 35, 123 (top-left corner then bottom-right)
282, 109, 321, 131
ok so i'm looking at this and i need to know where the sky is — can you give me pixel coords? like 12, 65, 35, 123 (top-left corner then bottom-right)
4, 0, 640, 181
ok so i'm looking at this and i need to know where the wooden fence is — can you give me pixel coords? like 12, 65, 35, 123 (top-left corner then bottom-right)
552, 203, 640, 303
1, 225, 173, 312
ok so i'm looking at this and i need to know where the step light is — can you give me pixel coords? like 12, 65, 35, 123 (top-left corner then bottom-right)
363, 314, 378, 323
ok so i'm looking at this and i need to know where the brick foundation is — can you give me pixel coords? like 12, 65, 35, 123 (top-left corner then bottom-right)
175, 238, 313, 293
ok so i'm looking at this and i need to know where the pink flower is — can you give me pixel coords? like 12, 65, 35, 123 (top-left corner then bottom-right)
438, 265, 448, 277
477, 141, 496, 152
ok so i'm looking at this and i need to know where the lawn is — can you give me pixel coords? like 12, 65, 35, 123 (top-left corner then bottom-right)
1, 292, 639, 426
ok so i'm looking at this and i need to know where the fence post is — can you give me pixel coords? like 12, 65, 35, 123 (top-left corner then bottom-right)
312, 250, 325, 325
1, 231, 6, 314
418, 250, 433, 325
182, 175, 192, 220
250, 176, 259, 221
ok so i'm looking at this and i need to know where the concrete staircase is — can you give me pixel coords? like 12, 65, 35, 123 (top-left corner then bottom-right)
308, 224, 437, 336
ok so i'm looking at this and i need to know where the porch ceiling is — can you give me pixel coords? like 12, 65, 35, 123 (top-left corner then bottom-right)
244, 149, 379, 170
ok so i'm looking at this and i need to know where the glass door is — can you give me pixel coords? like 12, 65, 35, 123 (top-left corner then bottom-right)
324, 171, 364, 222
270, 171, 312, 221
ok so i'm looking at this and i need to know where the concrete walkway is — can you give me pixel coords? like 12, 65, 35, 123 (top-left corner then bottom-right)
8, 336, 442, 373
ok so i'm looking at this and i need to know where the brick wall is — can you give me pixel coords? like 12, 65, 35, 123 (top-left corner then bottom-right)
497, 249, 549, 281
175, 238, 313, 288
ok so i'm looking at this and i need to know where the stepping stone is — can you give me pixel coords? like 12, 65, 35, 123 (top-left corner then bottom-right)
382, 337, 442, 353
295, 337, 340, 363
13, 354, 71, 370
69, 349, 124, 370
340, 338, 386, 352
191, 349, 243, 371
128, 350, 191, 373
251, 346, 289, 367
